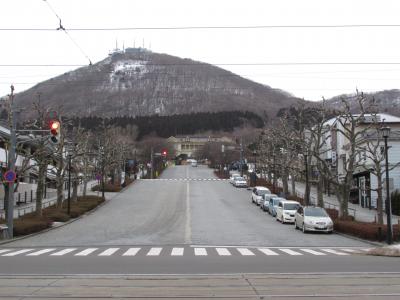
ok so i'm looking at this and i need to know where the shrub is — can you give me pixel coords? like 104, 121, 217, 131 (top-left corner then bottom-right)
326, 208, 339, 220
13, 216, 52, 236
334, 219, 400, 241
286, 194, 305, 206
91, 183, 122, 192
44, 209, 70, 222
214, 170, 229, 179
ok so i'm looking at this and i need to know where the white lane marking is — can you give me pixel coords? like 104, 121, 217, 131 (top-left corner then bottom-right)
258, 248, 279, 256
122, 248, 141, 256
279, 249, 303, 256
0, 249, 13, 255
237, 248, 255, 256
2, 249, 34, 256
98, 248, 119, 256
147, 247, 162, 256
216, 248, 231, 256
171, 248, 184, 256
50, 248, 77, 256
321, 249, 350, 256
340, 248, 363, 253
74, 248, 98, 256
300, 249, 326, 256
185, 180, 192, 244
194, 248, 207, 256
27, 249, 56, 256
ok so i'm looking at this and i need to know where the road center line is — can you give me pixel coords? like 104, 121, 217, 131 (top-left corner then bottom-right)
185, 180, 192, 244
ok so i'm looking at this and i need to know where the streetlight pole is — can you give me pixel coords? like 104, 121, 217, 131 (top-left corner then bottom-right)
381, 126, 393, 244
67, 154, 72, 215
304, 152, 310, 206
6, 85, 16, 238
101, 147, 105, 200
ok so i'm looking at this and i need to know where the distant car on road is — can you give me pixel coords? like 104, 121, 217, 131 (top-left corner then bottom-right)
233, 176, 247, 188
294, 206, 334, 233
268, 196, 285, 216
251, 186, 271, 205
276, 200, 301, 224
260, 194, 277, 212
191, 160, 198, 167
229, 173, 241, 184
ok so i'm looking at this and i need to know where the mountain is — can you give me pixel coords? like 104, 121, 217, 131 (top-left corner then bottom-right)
14, 48, 302, 120
325, 89, 400, 116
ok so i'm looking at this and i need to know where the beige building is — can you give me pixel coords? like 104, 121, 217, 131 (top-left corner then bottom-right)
167, 136, 234, 157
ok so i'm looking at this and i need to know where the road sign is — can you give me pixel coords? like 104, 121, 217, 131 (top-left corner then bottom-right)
4, 170, 16, 183
95, 174, 102, 181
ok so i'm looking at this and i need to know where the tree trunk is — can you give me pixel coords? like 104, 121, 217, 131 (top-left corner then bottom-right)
317, 175, 324, 207
36, 161, 46, 217
339, 184, 349, 218
268, 171, 272, 182
291, 174, 296, 196
282, 169, 289, 196
72, 177, 78, 202
82, 159, 88, 197
377, 175, 384, 225
56, 165, 64, 208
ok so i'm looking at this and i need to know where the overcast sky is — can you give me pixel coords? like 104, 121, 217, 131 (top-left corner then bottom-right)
1, 0, 400, 100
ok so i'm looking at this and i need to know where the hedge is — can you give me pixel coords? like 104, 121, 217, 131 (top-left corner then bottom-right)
1, 195, 105, 237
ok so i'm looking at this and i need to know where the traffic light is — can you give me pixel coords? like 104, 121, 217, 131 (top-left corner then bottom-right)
49, 120, 61, 144
162, 150, 167, 157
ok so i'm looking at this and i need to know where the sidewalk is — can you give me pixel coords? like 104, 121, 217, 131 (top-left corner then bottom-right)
277, 178, 400, 224
0, 180, 98, 219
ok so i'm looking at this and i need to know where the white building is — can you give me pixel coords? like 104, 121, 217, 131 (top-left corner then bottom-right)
319, 113, 400, 209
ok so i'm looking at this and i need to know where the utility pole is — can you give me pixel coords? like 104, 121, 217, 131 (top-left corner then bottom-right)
240, 138, 243, 177
150, 147, 154, 179
6, 85, 16, 238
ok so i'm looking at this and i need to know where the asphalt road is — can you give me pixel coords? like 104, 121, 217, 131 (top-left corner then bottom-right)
4, 165, 373, 247
0, 165, 399, 277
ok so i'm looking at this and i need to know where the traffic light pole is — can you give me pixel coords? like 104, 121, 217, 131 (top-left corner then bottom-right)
6, 85, 16, 238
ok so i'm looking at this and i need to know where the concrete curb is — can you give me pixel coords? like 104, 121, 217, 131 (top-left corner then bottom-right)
0, 181, 136, 245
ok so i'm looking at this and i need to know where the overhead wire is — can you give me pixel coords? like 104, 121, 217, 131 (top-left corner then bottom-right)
42, 0, 92, 65
3, 24, 400, 31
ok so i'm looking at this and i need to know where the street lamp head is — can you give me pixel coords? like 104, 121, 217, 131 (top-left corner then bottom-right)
380, 126, 391, 138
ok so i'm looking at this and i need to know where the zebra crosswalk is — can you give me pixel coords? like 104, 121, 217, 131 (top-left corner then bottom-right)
0, 246, 369, 258
142, 178, 229, 181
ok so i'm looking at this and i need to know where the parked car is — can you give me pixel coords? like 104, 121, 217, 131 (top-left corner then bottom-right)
233, 176, 247, 188
294, 206, 334, 233
229, 174, 241, 184
260, 194, 277, 211
191, 160, 198, 167
276, 200, 301, 223
251, 186, 271, 205
268, 197, 285, 216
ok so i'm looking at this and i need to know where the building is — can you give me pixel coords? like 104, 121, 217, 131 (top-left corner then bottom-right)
167, 136, 234, 157
318, 113, 400, 209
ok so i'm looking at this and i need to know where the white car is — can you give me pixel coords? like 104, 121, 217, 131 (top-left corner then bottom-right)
229, 173, 241, 184
251, 186, 271, 205
276, 200, 301, 223
233, 176, 247, 188
294, 206, 334, 233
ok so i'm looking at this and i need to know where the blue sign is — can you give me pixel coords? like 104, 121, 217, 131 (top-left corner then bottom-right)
4, 170, 16, 183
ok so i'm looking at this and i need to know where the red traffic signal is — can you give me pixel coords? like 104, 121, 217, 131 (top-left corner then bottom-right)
162, 150, 167, 156
49, 120, 61, 143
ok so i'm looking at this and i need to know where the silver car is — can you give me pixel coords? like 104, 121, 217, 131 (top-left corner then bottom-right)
260, 194, 277, 212
294, 206, 334, 233
233, 176, 247, 188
